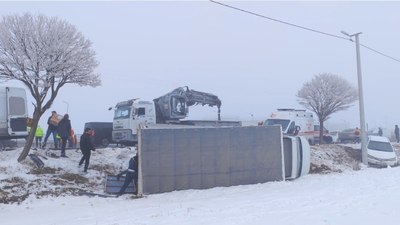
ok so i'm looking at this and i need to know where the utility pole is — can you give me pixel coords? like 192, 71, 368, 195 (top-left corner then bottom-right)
63, 101, 69, 114
341, 31, 368, 165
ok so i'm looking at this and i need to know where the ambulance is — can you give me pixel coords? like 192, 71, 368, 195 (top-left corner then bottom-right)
265, 109, 315, 145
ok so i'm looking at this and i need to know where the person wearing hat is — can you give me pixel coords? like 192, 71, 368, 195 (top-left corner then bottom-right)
79, 127, 95, 173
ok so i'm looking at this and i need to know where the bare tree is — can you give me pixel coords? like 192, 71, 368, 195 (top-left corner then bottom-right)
0, 13, 101, 162
297, 73, 358, 144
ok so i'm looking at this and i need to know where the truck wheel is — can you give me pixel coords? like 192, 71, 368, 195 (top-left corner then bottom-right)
101, 138, 110, 147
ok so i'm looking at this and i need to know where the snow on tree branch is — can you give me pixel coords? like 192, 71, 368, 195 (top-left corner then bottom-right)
297, 73, 358, 122
0, 13, 101, 88
0, 13, 101, 162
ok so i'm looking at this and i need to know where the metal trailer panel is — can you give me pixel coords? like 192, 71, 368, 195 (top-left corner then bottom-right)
105, 175, 135, 194
138, 126, 283, 195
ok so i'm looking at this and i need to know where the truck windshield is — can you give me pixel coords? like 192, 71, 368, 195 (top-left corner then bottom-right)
265, 119, 290, 131
114, 106, 131, 119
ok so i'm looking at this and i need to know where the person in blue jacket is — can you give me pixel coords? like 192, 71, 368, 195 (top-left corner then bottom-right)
117, 155, 138, 196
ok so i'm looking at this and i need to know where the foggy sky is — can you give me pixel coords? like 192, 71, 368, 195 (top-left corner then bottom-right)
1, 1, 399, 133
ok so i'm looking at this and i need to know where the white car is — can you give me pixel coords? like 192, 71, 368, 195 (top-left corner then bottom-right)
367, 135, 398, 167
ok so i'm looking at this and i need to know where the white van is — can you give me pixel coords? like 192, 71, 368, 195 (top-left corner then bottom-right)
0, 86, 28, 139
367, 135, 398, 167
265, 109, 315, 145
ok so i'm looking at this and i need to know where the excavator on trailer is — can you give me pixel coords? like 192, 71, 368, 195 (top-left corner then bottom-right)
111, 86, 240, 146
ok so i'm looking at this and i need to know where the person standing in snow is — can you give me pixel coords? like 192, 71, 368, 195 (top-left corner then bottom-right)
35, 125, 44, 149
117, 155, 138, 196
354, 127, 360, 143
395, 125, 399, 143
79, 128, 96, 173
378, 127, 383, 136
42, 111, 59, 149
57, 114, 72, 157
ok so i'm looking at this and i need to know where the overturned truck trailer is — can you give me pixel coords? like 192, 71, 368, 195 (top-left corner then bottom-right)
134, 125, 310, 195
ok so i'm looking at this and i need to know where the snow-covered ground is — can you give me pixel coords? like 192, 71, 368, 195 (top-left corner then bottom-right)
1, 144, 399, 225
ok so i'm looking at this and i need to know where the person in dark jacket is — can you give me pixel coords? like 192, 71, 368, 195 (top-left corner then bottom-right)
57, 114, 72, 157
42, 111, 59, 149
395, 125, 399, 143
79, 128, 95, 173
117, 155, 138, 196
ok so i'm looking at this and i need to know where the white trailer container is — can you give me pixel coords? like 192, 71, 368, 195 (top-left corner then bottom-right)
0, 86, 28, 139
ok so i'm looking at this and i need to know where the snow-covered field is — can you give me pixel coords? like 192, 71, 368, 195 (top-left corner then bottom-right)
1, 144, 399, 225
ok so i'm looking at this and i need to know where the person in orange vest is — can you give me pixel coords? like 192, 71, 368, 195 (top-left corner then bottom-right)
68, 128, 77, 148
354, 127, 360, 143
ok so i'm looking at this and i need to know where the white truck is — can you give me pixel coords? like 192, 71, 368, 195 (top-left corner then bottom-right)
0, 86, 29, 140
265, 109, 315, 145
111, 86, 241, 146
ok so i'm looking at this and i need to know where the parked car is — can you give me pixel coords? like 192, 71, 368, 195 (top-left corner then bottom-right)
338, 128, 358, 143
367, 135, 398, 167
84, 122, 113, 148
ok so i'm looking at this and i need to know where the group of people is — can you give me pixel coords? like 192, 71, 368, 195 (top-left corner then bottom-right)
33, 111, 137, 196
38, 111, 73, 157
354, 126, 400, 143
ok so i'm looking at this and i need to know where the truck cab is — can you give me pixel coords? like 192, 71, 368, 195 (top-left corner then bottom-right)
112, 100, 156, 145
283, 135, 310, 179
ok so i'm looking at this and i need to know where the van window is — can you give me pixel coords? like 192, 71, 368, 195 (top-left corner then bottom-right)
9, 97, 26, 116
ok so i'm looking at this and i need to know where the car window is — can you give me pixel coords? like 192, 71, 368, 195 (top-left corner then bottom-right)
367, 141, 394, 152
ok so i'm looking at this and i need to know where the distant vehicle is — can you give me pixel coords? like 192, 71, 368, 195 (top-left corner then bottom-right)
329, 131, 340, 143
338, 128, 358, 143
84, 122, 113, 148
367, 135, 398, 167
265, 109, 315, 145
313, 124, 333, 144
0, 86, 29, 140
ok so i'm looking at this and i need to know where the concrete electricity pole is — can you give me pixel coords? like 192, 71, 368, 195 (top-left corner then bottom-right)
341, 30, 368, 165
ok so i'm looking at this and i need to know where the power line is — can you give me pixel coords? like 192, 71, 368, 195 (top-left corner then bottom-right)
210, 0, 400, 63
359, 43, 400, 63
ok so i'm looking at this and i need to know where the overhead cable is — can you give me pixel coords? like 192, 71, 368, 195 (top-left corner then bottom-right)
210, 0, 400, 63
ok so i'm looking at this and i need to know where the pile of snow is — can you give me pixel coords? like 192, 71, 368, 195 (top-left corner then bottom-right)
0, 143, 365, 204
0, 146, 136, 204
2, 144, 400, 225
310, 144, 362, 173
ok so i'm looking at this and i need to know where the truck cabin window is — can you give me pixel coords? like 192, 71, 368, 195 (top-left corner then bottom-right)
114, 107, 131, 119
171, 97, 186, 115
137, 107, 145, 116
